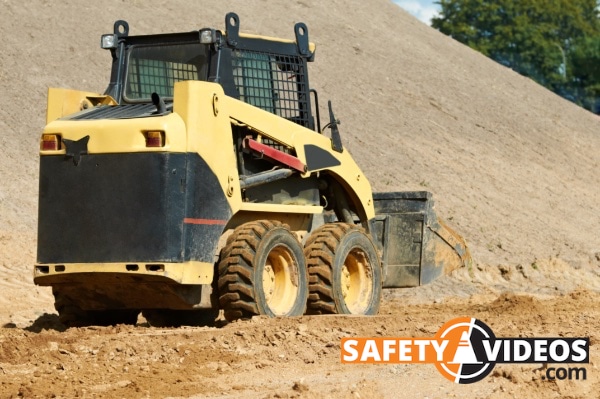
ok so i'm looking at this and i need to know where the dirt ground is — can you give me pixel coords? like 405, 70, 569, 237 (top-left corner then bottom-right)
1, 0, 599, 398
2, 284, 600, 398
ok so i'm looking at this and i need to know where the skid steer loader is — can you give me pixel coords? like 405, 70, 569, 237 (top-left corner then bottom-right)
34, 13, 470, 327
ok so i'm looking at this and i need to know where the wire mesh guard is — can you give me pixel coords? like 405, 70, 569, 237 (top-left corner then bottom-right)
232, 50, 311, 128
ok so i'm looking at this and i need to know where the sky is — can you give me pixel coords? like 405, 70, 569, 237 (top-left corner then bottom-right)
393, 0, 440, 25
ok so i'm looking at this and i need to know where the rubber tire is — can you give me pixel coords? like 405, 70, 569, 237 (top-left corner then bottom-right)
53, 288, 139, 328
304, 223, 382, 315
217, 220, 308, 321
142, 308, 219, 327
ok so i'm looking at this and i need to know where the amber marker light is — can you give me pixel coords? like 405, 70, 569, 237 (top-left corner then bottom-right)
145, 131, 165, 148
41, 134, 60, 151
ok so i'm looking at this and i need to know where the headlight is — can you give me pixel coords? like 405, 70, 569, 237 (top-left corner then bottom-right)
101, 34, 118, 49
199, 29, 217, 44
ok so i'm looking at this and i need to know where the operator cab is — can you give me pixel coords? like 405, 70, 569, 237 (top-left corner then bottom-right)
100, 13, 318, 130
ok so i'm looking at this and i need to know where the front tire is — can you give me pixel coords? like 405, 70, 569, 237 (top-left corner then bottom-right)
304, 223, 382, 315
217, 220, 308, 321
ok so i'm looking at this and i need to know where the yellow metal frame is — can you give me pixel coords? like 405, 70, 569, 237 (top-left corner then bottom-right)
237, 31, 316, 54
39, 79, 375, 285
42, 81, 375, 221
46, 87, 117, 124
34, 261, 214, 285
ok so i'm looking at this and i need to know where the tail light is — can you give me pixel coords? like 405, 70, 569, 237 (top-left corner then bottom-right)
145, 131, 165, 148
41, 134, 60, 151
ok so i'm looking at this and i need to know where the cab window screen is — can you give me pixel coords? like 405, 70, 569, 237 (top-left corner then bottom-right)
231, 49, 310, 128
233, 52, 274, 112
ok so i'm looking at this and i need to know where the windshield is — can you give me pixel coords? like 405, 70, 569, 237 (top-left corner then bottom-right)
124, 43, 210, 101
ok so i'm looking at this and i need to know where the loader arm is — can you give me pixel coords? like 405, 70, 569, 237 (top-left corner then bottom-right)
220, 91, 376, 223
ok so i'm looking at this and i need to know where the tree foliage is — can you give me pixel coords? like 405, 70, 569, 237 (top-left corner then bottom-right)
432, 0, 600, 112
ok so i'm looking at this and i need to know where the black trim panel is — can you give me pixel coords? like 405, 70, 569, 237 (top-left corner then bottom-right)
183, 154, 232, 261
304, 144, 341, 171
37, 152, 231, 264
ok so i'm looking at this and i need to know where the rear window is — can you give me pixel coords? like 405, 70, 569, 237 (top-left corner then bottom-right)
124, 43, 209, 101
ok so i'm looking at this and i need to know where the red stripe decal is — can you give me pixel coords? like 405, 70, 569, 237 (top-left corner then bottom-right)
184, 218, 227, 225
244, 138, 306, 173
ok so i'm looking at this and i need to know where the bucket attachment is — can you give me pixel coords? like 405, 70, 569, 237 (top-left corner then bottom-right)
371, 191, 471, 288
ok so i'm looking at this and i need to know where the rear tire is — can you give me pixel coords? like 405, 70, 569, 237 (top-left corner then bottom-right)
217, 220, 308, 321
53, 288, 139, 328
304, 223, 382, 315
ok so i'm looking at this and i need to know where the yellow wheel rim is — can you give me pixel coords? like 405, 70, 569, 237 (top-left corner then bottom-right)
262, 245, 299, 315
340, 248, 372, 314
